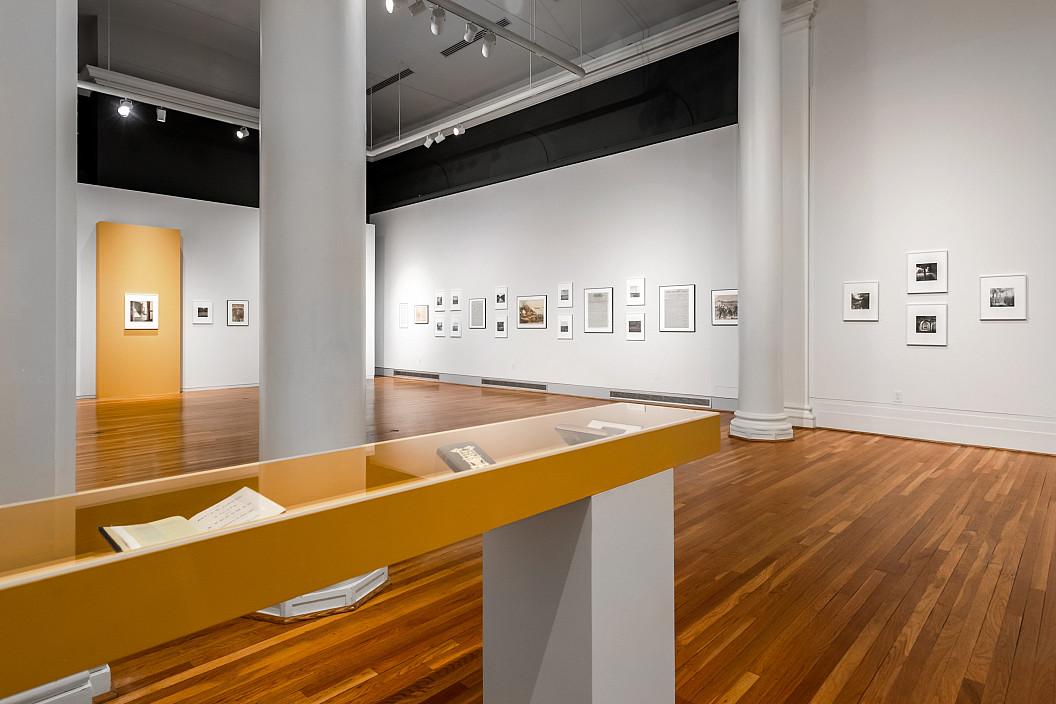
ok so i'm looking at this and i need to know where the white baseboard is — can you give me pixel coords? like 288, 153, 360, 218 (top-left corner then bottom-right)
180, 383, 259, 392
784, 404, 816, 428
812, 398, 1056, 454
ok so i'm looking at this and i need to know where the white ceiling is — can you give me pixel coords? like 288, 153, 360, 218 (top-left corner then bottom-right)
78, 0, 733, 149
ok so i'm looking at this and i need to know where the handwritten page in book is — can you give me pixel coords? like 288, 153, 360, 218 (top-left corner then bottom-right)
190, 487, 285, 531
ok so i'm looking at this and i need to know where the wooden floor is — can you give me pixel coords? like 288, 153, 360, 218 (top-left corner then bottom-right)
80, 378, 1056, 703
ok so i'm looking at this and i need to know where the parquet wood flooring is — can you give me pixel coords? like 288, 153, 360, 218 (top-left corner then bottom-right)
78, 379, 1056, 703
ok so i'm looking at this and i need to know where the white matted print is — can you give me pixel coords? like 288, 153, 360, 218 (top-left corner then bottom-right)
192, 299, 212, 325
626, 313, 645, 341
517, 295, 547, 329
125, 293, 158, 330
449, 289, 462, 311
468, 298, 487, 329
227, 299, 249, 326
843, 282, 879, 321
398, 303, 410, 328
557, 282, 573, 308
414, 304, 429, 324
660, 285, 696, 331
980, 275, 1026, 320
906, 303, 947, 346
626, 277, 645, 306
557, 313, 573, 340
434, 290, 446, 311
495, 286, 508, 309
495, 315, 508, 338
434, 315, 446, 337
583, 287, 613, 333
907, 250, 948, 294
450, 316, 463, 338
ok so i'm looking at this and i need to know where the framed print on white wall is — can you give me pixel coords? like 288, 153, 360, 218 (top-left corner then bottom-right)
450, 316, 463, 338
660, 284, 696, 332
583, 287, 613, 333
557, 314, 573, 340
907, 250, 948, 293
414, 304, 429, 324
517, 295, 547, 329
398, 302, 410, 328
906, 303, 947, 345
227, 299, 249, 326
626, 313, 645, 341
468, 298, 487, 329
709, 289, 736, 326
192, 300, 212, 325
449, 289, 462, 311
843, 281, 879, 321
434, 290, 446, 311
495, 286, 508, 309
125, 293, 159, 330
557, 282, 573, 308
980, 275, 1027, 320
495, 315, 508, 338
434, 315, 446, 337
626, 277, 645, 306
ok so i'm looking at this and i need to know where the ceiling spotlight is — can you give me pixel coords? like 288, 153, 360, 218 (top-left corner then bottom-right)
430, 7, 446, 35
452, 124, 465, 136
423, 133, 435, 148
117, 99, 133, 117
464, 22, 479, 43
434, 130, 446, 144
385, 0, 407, 13
156, 107, 167, 122
236, 126, 250, 139
407, 0, 427, 16
482, 31, 496, 58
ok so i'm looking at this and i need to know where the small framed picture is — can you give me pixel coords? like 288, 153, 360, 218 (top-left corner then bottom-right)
468, 298, 487, 329
449, 289, 462, 312
414, 304, 429, 324
398, 303, 410, 328
517, 295, 547, 329
227, 299, 249, 326
450, 316, 462, 338
626, 312, 645, 341
843, 282, 879, 321
583, 287, 613, 333
434, 290, 446, 311
907, 250, 948, 294
906, 303, 947, 346
191, 299, 212, 325
659, 284, 696, 331
495, 286, 508, 309
709, 288, 735, 327
980, 275, 1026, 320
495, 315, 508, 338
125, 293, 159, 330
434, 315, 446, 337
626, 277, 645, 306
557, 282, 573, 308
557, 313, 573, 340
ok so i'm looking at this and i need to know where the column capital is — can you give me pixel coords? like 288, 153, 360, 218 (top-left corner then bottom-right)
782, 0, 817, 32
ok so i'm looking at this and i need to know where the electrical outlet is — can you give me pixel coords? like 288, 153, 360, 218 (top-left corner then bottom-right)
894, 390, 903, 404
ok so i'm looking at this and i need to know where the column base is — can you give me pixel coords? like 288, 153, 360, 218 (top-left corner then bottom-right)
730, 411, 794, 441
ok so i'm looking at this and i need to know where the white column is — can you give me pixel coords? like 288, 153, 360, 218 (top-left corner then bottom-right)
259, 0, 368, 460
730, 0, 794, 441
0, 0, 77, 505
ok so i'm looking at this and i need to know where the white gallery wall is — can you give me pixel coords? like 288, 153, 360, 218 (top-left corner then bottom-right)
374, 126, 740, 400
77, 184, 260, 396
809, 0, 1056, 452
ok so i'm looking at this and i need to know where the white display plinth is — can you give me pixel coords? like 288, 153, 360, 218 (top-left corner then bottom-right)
484, 469, 675, 704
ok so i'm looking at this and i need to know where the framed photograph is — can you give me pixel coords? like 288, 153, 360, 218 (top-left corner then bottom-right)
125, 293, 159, 330
907, 250, 948, 293
450, 316, 463, 338
557, 282, 573, 308
227, 299, 249, 326
191, 299, 212, 325
980, 275, 1027, 320
495, 286, 508, 310
434, 290, 446, 311
906, 303, 947, 346
660, 284, 696, 332
434, 315, 446, 337
843, 282, 879, 322
468, 298, 487, 329
517, 295, 547, 329
626, 313, 645, 341
626, 277, 645, 306
557, 313, 573, 340
495, 315, 508, 338
449, 289, 462, 312
414, 304, 429, 324
398, 302, 410, 328
709, 288, 735, 326
583, 287, 613, 333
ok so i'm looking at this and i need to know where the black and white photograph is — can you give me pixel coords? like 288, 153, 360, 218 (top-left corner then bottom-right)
557, 282, 573, 308
662, 285, 697, 331
449, 289, 462, 312
495, 315, 508, 338
125, 293, 159, 330
626, 277, 645, 306
557, 313, 573, 340
227, 299, 249, 326
906, 303, 947, 345
709, 288, 735, 327
450, 316, 462, 338
495, 286, 508, 310
399, 302, 410, 328
517, 295, 547, 329
434, 315, 446, 337
583, 287, 614, 333
906, 250, 948, 293
626, 313, 645, 341
468, 298, 486, 329
980, 275, 1027, 320
434, 290, 445, 312
843, 281, 879, 321
414, 304, 429, 324
191, 299, 212, 325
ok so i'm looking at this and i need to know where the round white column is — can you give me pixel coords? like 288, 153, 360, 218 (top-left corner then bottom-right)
259, 0, 368, 460
729, 0, 793, 441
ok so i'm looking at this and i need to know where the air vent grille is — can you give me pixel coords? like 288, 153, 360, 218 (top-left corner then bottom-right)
393, 369, 440, 380
441, 18, 510, 57
482, 378, 548, 392
609, 391, 712, 408
367, 69, 414, 95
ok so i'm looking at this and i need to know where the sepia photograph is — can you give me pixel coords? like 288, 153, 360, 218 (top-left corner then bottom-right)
192, 299, 212, 325
517, 295, 547, 329
495, 286, 508, 309
979, 274, 1027, 320
227, 299, 249, 326
414, 304, 429, 324
125, 293, 159, 330
907, 250, 948, 293
906, 303, 947, 345
843, 281, 879, 321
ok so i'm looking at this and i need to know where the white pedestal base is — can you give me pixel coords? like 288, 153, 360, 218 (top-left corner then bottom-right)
256, 567, 388, 620
730, 411, 794, 441
483, 470, 674, 704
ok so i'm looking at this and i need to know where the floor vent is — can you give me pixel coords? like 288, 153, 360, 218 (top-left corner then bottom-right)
482, 378, 548, 392
441, 18, 511, 57
394, 369, 441, 380
609, 391, 713, 408
367, 69, 414, 95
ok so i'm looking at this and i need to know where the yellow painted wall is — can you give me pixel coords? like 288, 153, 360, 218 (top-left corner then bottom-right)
96, 222, 182, 399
